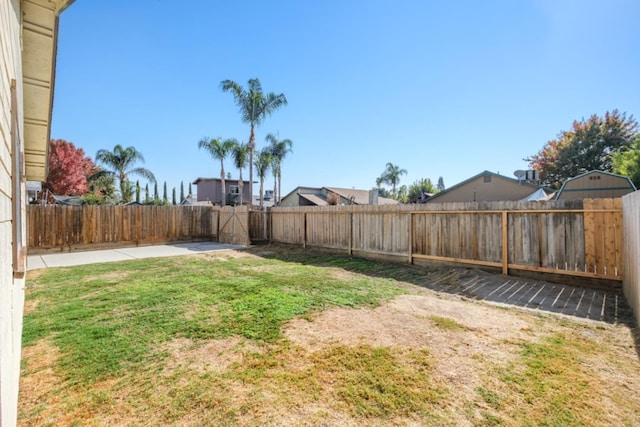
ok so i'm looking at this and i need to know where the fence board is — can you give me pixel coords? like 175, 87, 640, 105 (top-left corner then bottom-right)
622, 191, 640, 325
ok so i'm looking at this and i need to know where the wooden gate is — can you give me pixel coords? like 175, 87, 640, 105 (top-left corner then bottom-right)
218, 206, 250, 245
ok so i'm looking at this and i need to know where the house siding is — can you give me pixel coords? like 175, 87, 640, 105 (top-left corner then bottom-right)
195, 179, 251, 205
427, 174, 539, 203
0, 1, 26, 425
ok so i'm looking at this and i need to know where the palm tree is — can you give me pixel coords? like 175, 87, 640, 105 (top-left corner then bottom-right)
265, 133, 293, 205
198, 137, 237, 206
94, 145, 156, 203
379, 162, 407, 196
254, 148, 272, 209
220, 78, 287, 203
231, 141, 250, 206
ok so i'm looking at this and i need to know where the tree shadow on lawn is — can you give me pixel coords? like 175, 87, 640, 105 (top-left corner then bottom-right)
244, 244, 636, 328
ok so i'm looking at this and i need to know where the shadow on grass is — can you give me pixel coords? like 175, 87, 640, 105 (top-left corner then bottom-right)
244, 243, 636, 329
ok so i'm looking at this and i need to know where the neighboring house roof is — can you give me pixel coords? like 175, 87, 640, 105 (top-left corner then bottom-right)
520, 188, 549, 202
52, 195, 82, 205
299, 193, 329, 206
181, 195, 213, 206
324, 187, 398, 205
426, 170, 547, 203
193, 177, 253, 185
555, 170, 637, 200
252, 195, 275, 208
280, 186, 399, 206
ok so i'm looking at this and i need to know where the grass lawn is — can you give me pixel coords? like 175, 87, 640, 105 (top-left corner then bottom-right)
20, 245, 640, 426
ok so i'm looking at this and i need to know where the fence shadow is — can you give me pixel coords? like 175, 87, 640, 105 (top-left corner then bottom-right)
245, 244, 636, 327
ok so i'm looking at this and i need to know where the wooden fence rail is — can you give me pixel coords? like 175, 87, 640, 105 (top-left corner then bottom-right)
262, 199, 624, 284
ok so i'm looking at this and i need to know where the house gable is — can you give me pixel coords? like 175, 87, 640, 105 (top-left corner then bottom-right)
426, 171, 544, 203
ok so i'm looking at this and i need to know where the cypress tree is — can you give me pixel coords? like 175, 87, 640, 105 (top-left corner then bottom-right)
180, 181, 185, 203
145, 184, 149, 202
163, 181, 168, 202
154, 183, 158, 200
135, 180, 140, 203
172, 187, 177, 205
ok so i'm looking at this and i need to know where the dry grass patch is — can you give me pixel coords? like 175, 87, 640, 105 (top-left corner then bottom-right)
160, 337, 265, 374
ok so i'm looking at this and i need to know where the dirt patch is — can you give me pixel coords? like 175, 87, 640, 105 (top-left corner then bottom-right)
82, 271, 129, 282
160, 337, 264, 374
23, 299, 38, 315
285, 293, 534, 415
19, 340, 64, 424
203, 250, 260, 261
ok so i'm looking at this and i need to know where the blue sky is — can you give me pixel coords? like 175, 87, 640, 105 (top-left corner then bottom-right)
51, 0, 640, 198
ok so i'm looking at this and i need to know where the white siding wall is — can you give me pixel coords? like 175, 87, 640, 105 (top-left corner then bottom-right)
622, 190, 640, 326
0, 1, 26, 426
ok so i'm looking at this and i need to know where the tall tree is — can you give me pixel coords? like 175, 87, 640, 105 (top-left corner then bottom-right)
613, 134, 640, 188
198, 137, 237, 206
265, 133, 293, 205
437, 176, 445, 192
153, 182, 158, 201
172, 187, 177, 205
163, 181, 168, 202
180, 181, 185, 203
145, 184, 149, 202
254, 148, 272, 209
408, 178, 437, 201
220, 78, 287, 203
189, 182, 193, 197
378, 163, 407, 196
135, 181, 140, 203
526, 110, 638, 189
94, 145, 156, 203
231, 141, 250, 205
44, 139, 97, 198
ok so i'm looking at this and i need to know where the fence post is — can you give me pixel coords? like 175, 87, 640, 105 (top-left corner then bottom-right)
502, 211, 508, 275
269, 209, 273, 244
303, 212, 307, 248
408, 212, 413, 264
348, 212, 353, 255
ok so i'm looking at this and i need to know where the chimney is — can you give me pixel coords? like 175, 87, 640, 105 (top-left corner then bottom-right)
369, 188, 379, 205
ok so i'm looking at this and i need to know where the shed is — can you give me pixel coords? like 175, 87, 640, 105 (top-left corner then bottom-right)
555, 170, 636, 200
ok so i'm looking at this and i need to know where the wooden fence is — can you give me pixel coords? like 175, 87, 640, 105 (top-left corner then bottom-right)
622, 191, 640, 325
27, 205, 250, 253
261, 199, 624, 284
27, 200, 627, 287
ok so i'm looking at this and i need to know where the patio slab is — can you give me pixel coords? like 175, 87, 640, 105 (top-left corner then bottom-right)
27, 242, 245, 270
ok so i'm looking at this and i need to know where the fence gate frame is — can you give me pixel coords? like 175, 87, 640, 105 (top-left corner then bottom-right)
218, 206, 250, 246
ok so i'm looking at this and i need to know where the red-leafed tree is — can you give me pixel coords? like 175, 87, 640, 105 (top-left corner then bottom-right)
44, 139, 97, 196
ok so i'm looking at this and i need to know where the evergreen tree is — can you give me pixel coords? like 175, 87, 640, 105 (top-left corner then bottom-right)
180, 181, 185, 203
437, 176, 445, 192
163, 181, 168, 202
172, 187, 177, 205
189, 182, 193, 197
135, 180, 140, 203
154, 182, 159, 200
145, 184, 149, 202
